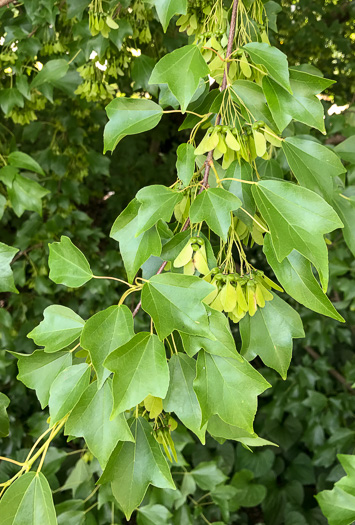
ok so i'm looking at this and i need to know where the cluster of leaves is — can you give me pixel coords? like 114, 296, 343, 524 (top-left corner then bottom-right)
1, 0, 355, 524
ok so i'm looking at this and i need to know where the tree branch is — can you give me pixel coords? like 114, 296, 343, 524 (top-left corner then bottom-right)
304, 346, 355, 395
132, 0, 239, 318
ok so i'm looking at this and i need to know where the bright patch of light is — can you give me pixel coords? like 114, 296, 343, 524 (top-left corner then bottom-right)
103, 191, 115, 201
328, 103, 350, 116
291, 5, 296, 11
95, 60, 107, 71
10, 42, 18, 52
128, 47, 141, 57
0, 37, 5, 45
35, 61, 43, 71
90, 50, 98, 60
208, 74, 216, 86
4, 67, 12, 74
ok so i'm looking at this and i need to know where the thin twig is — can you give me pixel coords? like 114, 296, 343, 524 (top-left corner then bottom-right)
304, 346, 355, 395
132, 0, 239, 318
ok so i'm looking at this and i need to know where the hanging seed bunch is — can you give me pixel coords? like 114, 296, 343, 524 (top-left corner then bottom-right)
89, 0, 118, 38
195, 120, 282, 168
173, 237, 210, 276
203, 269, 283, 323
177, 0, 221, 37
234, 217, 268, 246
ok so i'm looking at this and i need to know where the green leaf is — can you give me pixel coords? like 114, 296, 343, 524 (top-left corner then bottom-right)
176, 143, 195, 187
263, 234, 344, 322
135, 185, 183, 235
252, 180, 343, 291
132, 55, 157, 93
8, 174, 49, 217
0, 472, 56, 525
146, 0, 187, 31
332, 193, 355, 257
240, 294, 304, 379
207, 415, 276, 447
104, 98, 163, 153
27, 305, 85, 353
141, 273, 215, 340
230, 469, 267, 508
105, 333, 169, 416
193, 350, 270, 432
191, 461, 227, 491
262, 69, 330, 133
316, 455, 355, 525
163, 353, 207, 443
8, 151, 45, 176
49, 363, 91, 425
335, 136, 355, 164
189, 188, 242, 242
80, 305, 134, 389
180, 307, 241, 360
65, 379, 134, 468
231, 81, 277, 130
14, 350, 72, 409
0, 242, 19, 293
223, 160, 255, 226
0, 88, 24, 114
149, 45, 209, 112
99, 417, 175, 520
48, 236, 93, 288
138, 504, 172, 525
0, 393, 10, 438
282, 137, 345, 199
110, 199, 161, 283
109, 20, 133, 50
243, 42, 291, 92
31, 59, 69, 88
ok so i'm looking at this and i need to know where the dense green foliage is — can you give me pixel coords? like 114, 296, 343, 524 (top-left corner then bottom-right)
0, 1, 355, 524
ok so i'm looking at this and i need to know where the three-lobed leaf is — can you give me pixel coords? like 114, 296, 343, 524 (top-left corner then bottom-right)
146, 0, 187, 31
99, 417, 175, 520
48, 236, 93, 288
8, 151, 45, 176
180, 307, 241, 360
105, 332, 170, 417
149, 45, 209, 112
141, 273, 215, 340
193, 350, 270, 431
104, 98, 163, 153
110, 199, 162, 283
27, 305, 85, 353
80, 305, 134, 389
252, 180, 343, 291
135, 185, 183, 235
189, 188, 242, 242
240, 294, 305, 379
65, 379, 134, 468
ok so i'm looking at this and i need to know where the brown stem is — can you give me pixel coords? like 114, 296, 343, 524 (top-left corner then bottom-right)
132, 0, 239, 318
304, 346, 355, 395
